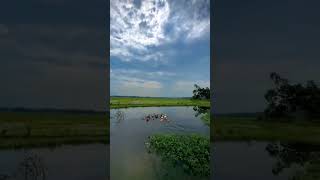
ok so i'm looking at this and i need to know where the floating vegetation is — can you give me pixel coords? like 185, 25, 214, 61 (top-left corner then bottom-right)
147, 134, 210, 177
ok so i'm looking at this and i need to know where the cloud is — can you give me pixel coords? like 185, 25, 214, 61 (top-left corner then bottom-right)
1, 24, 106, 70
111, 68, 176, 78
0, 24, 107, 110
110, 0, 170, 62
167, 0, 210, 42
111, 73, 162, 89
110, 0, 210, 62
111, 73, 163, 96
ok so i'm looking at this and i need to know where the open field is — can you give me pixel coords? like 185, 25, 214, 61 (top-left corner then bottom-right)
0, 112, 108, 148
213, 116, 320, 144
110, 97, 210, 108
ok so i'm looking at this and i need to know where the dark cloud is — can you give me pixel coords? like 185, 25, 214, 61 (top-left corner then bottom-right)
0, 0, 108, 111
0, 0, 106, 26
213, 0, 320, 113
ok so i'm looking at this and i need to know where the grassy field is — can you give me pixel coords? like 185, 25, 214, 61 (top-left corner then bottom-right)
110, 97, 210, 108
213, 116, 320, 144
0, 112, 108, 149
0, 97, 209, 148
2, 96, 320, 148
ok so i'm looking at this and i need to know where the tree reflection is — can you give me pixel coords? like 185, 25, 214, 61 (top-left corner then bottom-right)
0, 151, 47, 180
266, 142, 320, 179
193, 106, 209, 117
112, 110, 125, 124
16, 151, 47, 180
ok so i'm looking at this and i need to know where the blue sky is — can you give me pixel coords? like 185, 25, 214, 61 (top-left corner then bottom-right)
110, 0, 210, 97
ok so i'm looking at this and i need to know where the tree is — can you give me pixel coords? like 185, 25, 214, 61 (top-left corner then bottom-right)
192, 84, 210, 100
264, 72, 320, 120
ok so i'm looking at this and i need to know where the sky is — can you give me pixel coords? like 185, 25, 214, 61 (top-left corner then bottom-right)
110, 0, 210, 97
1, 0, 319, 113
0, 0, 107, 111
213, 0, 320, 113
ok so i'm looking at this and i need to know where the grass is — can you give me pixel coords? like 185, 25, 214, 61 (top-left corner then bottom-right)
0, 112, 108, 148
110, 97, 210, 108
147, 134, 210, 177
213, 116, 320, 144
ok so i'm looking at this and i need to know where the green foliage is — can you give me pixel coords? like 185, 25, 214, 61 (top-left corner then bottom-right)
192, 84, 210, 100
264, 72, 320, 120
147, 134, 210, 177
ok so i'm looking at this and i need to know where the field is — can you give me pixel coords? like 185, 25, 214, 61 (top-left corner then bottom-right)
0, 112, 108, 148
2, 97, 319, 148
110, 97, 210, 108
0, 97, 210, 149
213, 116, 320, 144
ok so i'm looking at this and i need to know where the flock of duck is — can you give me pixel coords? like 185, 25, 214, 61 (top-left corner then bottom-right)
143, 113, 169, 122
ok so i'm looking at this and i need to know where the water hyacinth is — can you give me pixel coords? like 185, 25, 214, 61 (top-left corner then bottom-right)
147, 134, 210, 177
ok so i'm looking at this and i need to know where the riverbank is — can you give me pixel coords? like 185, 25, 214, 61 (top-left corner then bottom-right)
213, 116, 320, 144
110, 97, 210, 108
0, 112, 108, 149
2, 106, 320, 148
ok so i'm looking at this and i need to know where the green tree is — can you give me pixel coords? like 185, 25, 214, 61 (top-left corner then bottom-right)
264, 72, 320, 120
192, 84, 210, 100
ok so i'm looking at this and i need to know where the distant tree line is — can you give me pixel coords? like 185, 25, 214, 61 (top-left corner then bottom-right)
192, 84, 210, 100
264, 72, 320, 120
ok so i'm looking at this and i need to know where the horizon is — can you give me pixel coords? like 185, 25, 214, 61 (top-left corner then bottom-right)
110, 0, 210, 97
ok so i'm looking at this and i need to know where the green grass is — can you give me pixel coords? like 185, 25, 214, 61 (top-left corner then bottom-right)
213, 117, 320, 144
0, 112, 108, 148
147, 134, 210, 177
110, 97, 210, 108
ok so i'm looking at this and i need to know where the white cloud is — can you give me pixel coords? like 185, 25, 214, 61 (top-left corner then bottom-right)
111, 68, 176, 77
111, 0, 170, 62
167, 0, 210, 42
111, 73, 162, 89
110, 0, 210, 62
111, 72, 163, 96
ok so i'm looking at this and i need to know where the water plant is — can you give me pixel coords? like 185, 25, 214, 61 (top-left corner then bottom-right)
147, 134, 210, 177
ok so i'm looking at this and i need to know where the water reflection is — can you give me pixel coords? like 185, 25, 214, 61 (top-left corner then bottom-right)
0, 151, 47, 180
110, 107, 210, 180
193, 106, 209, 117
0, 144, 108, 180
214, 141, 320, 180
112, 110, 125, 124
266, 142, 320, 179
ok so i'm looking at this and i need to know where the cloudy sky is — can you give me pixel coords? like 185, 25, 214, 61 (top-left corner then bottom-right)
213, 0, 320, 113
0, 0, 107, 111
110, 0, 210, 97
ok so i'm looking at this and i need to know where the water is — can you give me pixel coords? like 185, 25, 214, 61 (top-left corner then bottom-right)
110, 106, 210, 180
0, 144, 108, 180
213, 141, 320, 180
